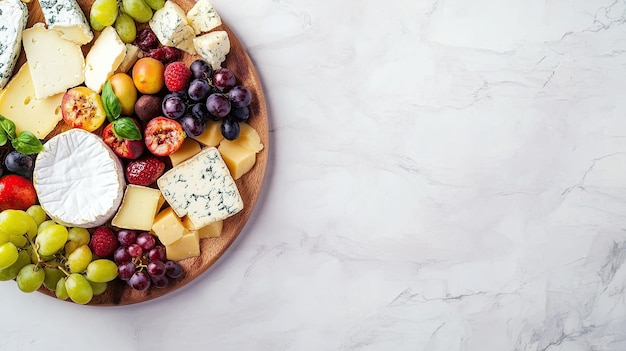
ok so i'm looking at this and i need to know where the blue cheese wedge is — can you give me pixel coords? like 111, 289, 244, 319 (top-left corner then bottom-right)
38, 0, 94, 45
33, 129, 126, 228
149, 1, 196, 54
186, 0, 222, 34
0, 0, 28, 89
157, 147, 244, 230
193, 31, 230, 70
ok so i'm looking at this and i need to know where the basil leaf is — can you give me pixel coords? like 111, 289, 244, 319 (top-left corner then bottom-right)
0, 132, 7, 147
102, 81, 122, 122
0, 115, 17, 139
112, 117, 142, 141
11, 131, 44, 155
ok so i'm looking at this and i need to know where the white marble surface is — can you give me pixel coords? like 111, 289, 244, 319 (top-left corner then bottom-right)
3, 0, 626, 350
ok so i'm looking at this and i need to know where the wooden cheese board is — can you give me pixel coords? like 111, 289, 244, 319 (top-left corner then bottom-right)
13, 0, 268, 305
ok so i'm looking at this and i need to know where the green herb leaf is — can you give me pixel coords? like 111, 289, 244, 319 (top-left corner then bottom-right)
0, 115, 17, 140
0, 132, 7, 147
11, 131, 44, 155
112, 117, 142, 141
102, 81, 122, 122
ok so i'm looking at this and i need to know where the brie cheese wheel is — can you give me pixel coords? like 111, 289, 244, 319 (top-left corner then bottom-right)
34, 129, 126, 228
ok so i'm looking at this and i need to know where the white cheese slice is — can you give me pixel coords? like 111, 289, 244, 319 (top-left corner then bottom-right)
0, 0, 28, 89
34, 129, 126, 228
186, 0, 222, 34
193, 31, 230, 70
22, 23, 85, 99
38, 0, 94, 45
157, 147, 244, 230
84, 26, 126, 93
149, 1, 196, 54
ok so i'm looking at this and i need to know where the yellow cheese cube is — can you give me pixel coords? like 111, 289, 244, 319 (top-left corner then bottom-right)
191, 121, 223, 147
151, 207, 187, 245
112, 185, 163, 231
169, 138, 201, 167
218, 140, 256, 180
165, 230, 200, 261
235, 123, 264, 152
183, 216, 223, 238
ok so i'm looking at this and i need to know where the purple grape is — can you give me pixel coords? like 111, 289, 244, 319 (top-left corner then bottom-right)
151, 274, 169, 288
190, 59, 212, 80
212, 68, 236, 91
221, 119, 240, 140
230, 107, 250, 122
5, 151, 34, 178
188, 79, 211, 101
147, 260, 166, 277
191, 103, 210, 122
129, 271, 151, 291
180, 115, 206, 137
118, 262, 135, 280
165, 261, 183, 279
117, 230, 137, 247
162, 94, 186, 119
206, 93, 231, 118
128, 244, 143, 258
228, 86, 252, 108
113, 246, 132, 264
147, 246, 166, 262
136, 232, 156, 251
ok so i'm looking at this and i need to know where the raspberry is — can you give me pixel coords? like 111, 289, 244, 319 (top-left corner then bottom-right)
89, 227, 119, 258
164, 62, 191, 92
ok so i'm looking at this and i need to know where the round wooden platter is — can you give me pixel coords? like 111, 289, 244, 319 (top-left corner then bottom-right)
14, 0, 268, 305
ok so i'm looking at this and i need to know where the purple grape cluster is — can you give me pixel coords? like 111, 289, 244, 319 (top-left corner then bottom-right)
161, 59, 254, 141
113, 230, 183, 292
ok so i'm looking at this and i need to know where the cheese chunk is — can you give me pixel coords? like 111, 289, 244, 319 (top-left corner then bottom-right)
186, 0, 222, 34
0, 0, 28, 89
0, 64, 63, 139
84, 26, 126, 93
191, 121, 223, 147
149, 1, 196, 54
165, 230, 200, 261
116, 44, 141, 73
22, 23, 85, 99
152, 207, 186, 245
112, 185, 162, 231
33, 129, 125, 228
157, 147, 243, 230
193, 31, 230, 70
169, 138, 201, 167
183, 217, 222, 238
234, 123, 264, 152
39, 0, 94, 45
218, 140, 256, 180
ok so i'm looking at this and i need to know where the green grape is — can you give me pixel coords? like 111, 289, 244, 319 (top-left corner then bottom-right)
26, 205, 47, 227
0, 250, 30, 281
143, 0, 164, 10
91, 0, 119, 27
65, 273, 93, 304
9, 234, 27, 248
85, 259, 118, 283
115, 13, 137, 43
43, 267, 65, 291
64, 241, 79, 255
0, 242, 19, 269
55, 278, 69, 300
16, 264, 45, 293
67, 227, 90, 246
26, 245, 38, 264
36, 224, 69, 256
89, 280, 107, 295
67, 245, 92, 273
0, 228, 8, 245
122, 0, 153, 23
38, 220, 56, 235
0, 210, 37, 238
90, 11, 106, 31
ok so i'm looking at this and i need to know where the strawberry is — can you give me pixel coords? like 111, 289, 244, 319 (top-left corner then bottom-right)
125, 157, 165, 186
164, 61, 191, 92
90, 227, 119, 258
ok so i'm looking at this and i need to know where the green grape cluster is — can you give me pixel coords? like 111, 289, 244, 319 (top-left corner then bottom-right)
0, 207, 118, 304
90, 0, 165, 44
